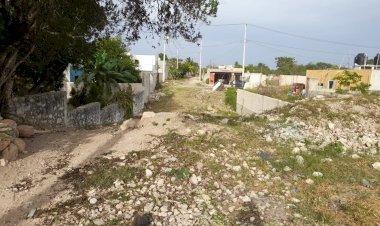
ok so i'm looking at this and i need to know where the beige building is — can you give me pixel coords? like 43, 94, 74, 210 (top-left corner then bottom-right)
306, 69, 380, 91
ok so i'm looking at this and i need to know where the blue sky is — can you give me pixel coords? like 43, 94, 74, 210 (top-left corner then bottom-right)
130, 0, 380, 69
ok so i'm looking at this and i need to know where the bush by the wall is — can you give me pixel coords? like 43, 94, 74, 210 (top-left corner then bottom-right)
225, 88, 237, 111
110, 85, 134, 119
205, 78, 209, 84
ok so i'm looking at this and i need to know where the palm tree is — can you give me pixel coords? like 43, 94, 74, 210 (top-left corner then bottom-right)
71, 51, 139, 107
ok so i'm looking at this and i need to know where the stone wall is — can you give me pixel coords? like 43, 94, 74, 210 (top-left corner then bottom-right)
100, 104, 125, 125
67, 103, 100, 127
10, 91, 67, 128
236, 89, 289, 115
10, 72, 158, 128
133, 90, 145, 117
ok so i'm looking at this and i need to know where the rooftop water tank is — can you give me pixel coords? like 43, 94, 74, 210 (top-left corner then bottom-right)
354, 53, 367, 66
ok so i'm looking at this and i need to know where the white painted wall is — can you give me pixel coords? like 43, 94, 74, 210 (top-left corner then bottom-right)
243, 73, 267, 89
135, 55, 156, 72
279, 75, 307, 86
370, 70, 380, 91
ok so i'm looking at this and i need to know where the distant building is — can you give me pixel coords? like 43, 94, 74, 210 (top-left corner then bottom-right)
207, 68, 243, 85
306, 69, 380, 93
134, 55, 156, 72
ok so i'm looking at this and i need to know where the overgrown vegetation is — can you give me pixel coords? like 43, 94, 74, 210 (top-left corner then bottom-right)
68, 38, 138, 112
225, 88, 237, 111
110, 86, 134, 119
334, 70, 370, 94
248, 85, 304, 103
168, 57, 199, 80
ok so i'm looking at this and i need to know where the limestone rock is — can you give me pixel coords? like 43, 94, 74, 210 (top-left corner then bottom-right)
2, 143, 19, 161
14, 138, 27, 154
327, 122, 335, 130
190, 174, 199, 185
0, 138, 11, 152
0, 159, 7, 166
17, 125, 34, 138
312, 172, 323, 177
145, 169, 153, 178
305, 178, 314, 185
0, 127, 18, 138
0, 119, 17, 128
372, 162, 380, 170
296, 155, 304, 165
120, 119, 138, 131
141, 112, 156, 119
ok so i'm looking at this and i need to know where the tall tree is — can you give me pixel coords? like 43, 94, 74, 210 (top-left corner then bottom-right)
275, 57, 296, 75
0, 0, 219, 116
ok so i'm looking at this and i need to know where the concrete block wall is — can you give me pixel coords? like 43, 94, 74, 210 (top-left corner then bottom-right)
237, 89, 289, 116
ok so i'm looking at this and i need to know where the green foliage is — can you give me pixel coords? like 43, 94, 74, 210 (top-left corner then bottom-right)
245, 63, 272, 75
275, 56, 297, 75
333, 70, 370, 94
273, 57, 340, 75
110, 87, 134, 119
171, 167, 190, 180
69, 38, 140, 109
225, 88, 237, 111
168, 57, 199, 80
205, 78, 210, 84
169, 67, 183, 80
234, 61, 242, 68
158, 53, 168, 61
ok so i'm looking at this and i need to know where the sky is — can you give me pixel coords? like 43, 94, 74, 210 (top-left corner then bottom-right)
130, 0, 380, 69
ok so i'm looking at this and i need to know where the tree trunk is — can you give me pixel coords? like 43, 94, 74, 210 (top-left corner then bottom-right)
0, 79, 14, 118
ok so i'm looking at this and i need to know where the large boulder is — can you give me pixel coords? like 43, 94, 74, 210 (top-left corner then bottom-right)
17, 125, 35, 138
14, 138, 27, 154
0, 138, 11, 152
2, 143, 19, 161
0, 119, 17, 129
0, 126, 18, 138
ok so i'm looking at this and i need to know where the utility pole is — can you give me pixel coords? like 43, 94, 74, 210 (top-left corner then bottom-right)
199, 39, 203, 81
242, 24, 247, 77
176, 49, 179, 69
162, 36, 168, 81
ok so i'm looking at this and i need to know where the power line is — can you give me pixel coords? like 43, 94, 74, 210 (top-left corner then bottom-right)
203, 41, 242, 48
249, 40, 356, 56
203, 22, 379, 49
247, 23, 380, 49
254, 42, 340, 62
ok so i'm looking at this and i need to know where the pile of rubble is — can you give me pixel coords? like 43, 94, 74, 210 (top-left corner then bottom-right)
262, 95, 380, 155
0, 116, 35, 166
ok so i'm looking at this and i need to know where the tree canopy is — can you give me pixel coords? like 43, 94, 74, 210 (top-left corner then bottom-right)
0, 0, 219, 116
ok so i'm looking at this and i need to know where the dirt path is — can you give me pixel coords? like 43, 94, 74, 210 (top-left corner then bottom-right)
1, 77, 290, 226
0, 77, 205, 225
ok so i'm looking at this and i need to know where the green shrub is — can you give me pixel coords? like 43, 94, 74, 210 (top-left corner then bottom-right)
225, 88, 237, 111
205, 78, 210, 84
333, 70, 370, 94
110, 85, 134, 119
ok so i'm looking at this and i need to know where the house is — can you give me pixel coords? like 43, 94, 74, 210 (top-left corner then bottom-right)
207, 67, 243, 85
62, 64, 84, 98
306, 69, 380, 93
134, 55, 156, 73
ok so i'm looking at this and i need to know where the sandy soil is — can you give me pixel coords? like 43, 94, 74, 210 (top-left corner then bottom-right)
0, 77, 225, 226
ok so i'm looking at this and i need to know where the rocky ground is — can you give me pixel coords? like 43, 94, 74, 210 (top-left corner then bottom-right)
1, 78, 380, 226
